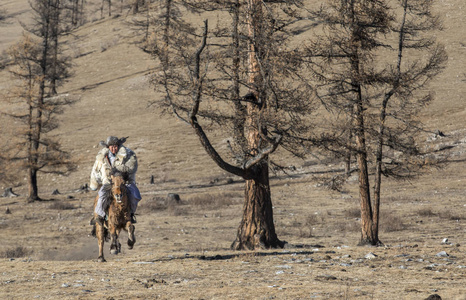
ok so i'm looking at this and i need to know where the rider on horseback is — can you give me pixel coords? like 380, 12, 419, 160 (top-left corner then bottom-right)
90, 136, 141, 226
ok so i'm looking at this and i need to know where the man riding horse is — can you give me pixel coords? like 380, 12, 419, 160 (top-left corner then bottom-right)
90, 136, 141, 225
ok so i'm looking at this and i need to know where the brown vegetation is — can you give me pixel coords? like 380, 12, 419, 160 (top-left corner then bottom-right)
0, 0, 465, 299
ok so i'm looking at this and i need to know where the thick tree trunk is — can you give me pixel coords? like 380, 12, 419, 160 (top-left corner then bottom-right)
27, 168, 40, 202
231, 163, 283, 250
230, 0, 282, 250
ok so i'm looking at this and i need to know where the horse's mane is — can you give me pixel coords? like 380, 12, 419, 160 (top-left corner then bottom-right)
110, 168, 130, 182
100, 168, 129, 208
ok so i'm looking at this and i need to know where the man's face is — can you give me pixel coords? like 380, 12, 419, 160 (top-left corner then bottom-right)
109, 145, 119, 154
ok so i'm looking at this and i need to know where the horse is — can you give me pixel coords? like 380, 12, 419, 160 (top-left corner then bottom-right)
92, 170, 136, 262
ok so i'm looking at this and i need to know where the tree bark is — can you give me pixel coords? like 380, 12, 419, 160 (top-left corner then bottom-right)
355, 100, 378, 245
231, 0, 283, 250
27, 168, 40, 202
232, 162, 284, 250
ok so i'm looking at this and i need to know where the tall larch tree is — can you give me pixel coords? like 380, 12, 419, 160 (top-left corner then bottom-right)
4, 0, 75, 202
145, 0, 316, 249
302, 0, 447, 245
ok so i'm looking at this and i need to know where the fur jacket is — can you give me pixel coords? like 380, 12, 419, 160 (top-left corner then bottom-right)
89, 146, 138, 190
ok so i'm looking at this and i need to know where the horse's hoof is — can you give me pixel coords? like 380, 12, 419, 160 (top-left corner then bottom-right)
128, 239, 135, 249
110, 249, 119, 255
97, 257, 106, 262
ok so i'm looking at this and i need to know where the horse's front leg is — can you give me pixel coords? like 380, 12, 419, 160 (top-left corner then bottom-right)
126, 221, 136, 249
109, 227, 121, 255
96, 223, 106, 262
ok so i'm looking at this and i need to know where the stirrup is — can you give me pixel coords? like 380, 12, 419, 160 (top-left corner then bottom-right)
130, 214, 137, 224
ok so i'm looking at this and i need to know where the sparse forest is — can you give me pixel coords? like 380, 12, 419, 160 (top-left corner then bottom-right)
0, 0, 464, 299
4, 0, 76, 202
142, 0, 447, 248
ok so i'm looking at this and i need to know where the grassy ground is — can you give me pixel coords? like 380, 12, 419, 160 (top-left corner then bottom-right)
1, 0, 465, 299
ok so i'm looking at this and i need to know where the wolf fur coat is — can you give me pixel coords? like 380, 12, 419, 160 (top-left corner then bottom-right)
90, 146, 138, 191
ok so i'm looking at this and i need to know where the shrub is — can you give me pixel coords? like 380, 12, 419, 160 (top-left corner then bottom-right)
381, 213, 406, 232
438, 210, 464, 221
49, 201, 76, 210
344, 207, 360, 218
1, 246, 33, 258
188, 192, 239, 209
417, 208, 436, 217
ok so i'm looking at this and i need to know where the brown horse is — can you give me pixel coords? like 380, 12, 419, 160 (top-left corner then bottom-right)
93, 171, 136, 262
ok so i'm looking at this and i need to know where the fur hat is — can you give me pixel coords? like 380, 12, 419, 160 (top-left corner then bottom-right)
99, 136, 128, 148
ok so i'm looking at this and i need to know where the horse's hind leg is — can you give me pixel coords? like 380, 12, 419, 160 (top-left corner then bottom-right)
127, 222, 136, 249
96, 224, 106, 262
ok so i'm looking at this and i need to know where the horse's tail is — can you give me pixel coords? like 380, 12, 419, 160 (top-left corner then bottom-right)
91, 224, 109, 241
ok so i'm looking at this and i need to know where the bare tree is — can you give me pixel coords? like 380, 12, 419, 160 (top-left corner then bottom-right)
146, 0, 316, 249
101, 0, 111, 18
4, 0, 76, 202
62, 0, 86, 27
303, 0, 447, 245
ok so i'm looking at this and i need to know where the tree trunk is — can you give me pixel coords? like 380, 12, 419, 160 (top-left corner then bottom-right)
50, 0, 59, 95
231, 162, 283, 250
349, 1, 380, 246
132, 0, 139, 14
231, 0, 283, 250
354, 102, 378, 245
345, 128, 352, 177
27, 168, 40, 202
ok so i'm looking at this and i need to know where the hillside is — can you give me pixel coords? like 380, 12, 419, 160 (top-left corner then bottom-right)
1, 1, 465, 299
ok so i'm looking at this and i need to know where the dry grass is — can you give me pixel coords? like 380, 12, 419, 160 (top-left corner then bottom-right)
417, 207, 436, 217
344, 207, 361, 218
0, 0, 465, 299
438, 209, 465, 221
187, 191, 241, 209
48, 201, 77, 210
381, 213, 407, 232
0, 246, 33, 258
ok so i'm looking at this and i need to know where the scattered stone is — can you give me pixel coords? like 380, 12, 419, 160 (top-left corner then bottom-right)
340, 263, 352, 267
365, 252, 377, 259
394, 253, 409, 258
441, 238, 450, 245
316, 274, 337, 281
435, 251, 449, 257
434, 130, 445, 137
275, 265, 292, 269
2, 188, 19, 198
5, 207, 11, 214
75, 184, 89, 193
52, 189, 61, 195
61, 283, 70, 288
167, 193, 181, 204
425, 294, 442, 300
150, 175, 155, 184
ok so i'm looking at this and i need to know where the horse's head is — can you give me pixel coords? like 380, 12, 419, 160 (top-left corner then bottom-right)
110, 169, 128, 204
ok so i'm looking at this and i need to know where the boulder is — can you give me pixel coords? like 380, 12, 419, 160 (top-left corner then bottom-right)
2, 188, 19, 198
